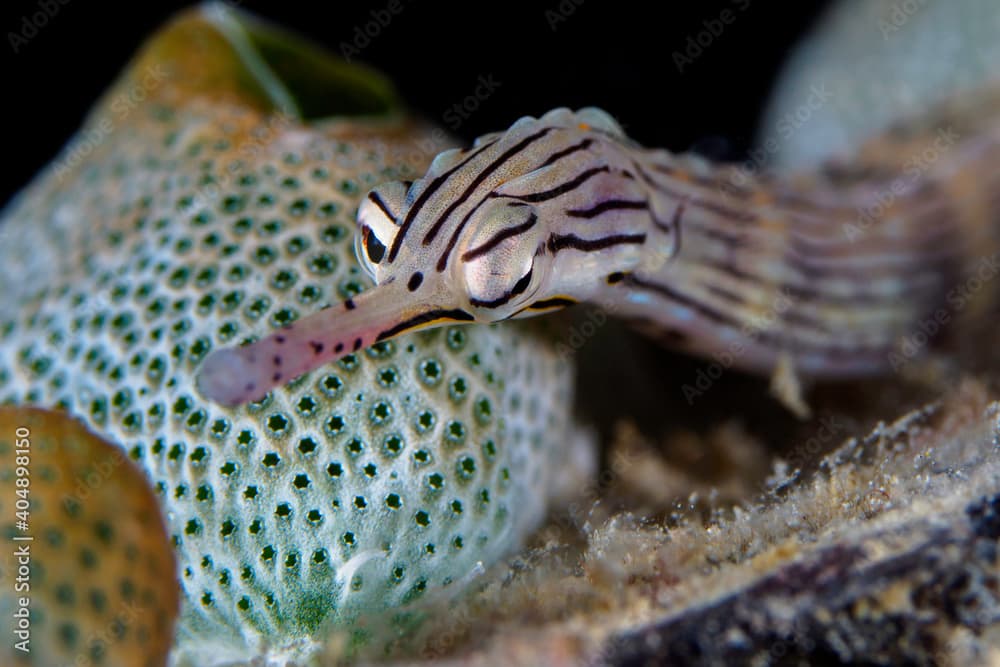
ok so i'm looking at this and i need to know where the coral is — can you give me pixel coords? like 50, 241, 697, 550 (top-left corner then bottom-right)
0, 407, 177, 666
758, 0, 1000, 168
0, 6, 576, 662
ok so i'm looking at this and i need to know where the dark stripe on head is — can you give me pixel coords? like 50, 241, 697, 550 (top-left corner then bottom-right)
375, 308, 475, 341
435, 196, 496, 271
546, 232, 646, 254
506, 166, 610, 203
388, 138, 501, 262
469, 268, 533, 309
528, 297, 577, 310
461, 213, 538, 261
367, 191, 396, 224
539, 138, 594, 168
469, 294, 516, 308
566, 199, 648, 219
424, 127, 555, 248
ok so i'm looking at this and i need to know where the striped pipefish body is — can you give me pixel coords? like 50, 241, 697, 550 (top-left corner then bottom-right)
197, 88, 1000, 406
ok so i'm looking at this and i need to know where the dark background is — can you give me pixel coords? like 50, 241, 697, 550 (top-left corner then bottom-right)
0, 0, 831, 207
4, 0, 878, 449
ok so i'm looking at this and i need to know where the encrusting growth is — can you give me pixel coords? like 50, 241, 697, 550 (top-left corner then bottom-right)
0, 5, 579, 663
0, 407, 179, 667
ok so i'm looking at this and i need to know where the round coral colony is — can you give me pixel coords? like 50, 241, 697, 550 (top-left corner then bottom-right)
0, 5, 576, 663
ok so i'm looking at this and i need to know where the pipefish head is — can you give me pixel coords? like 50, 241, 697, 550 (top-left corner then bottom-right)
356, 106, 645, 323
197, 108, 644, 406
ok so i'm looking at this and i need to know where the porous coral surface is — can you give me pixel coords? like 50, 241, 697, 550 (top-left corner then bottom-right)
0, 7, 575, 662
0, 407, 178, 667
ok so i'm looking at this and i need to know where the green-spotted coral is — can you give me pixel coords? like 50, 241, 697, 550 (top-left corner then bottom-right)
0, 407, 178, 667
0, 5, 576, 662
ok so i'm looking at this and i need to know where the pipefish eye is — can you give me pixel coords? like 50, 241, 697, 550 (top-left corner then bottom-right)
362, 226, 386, 263
356, 181, 409, 281
354, 226, 386, 280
